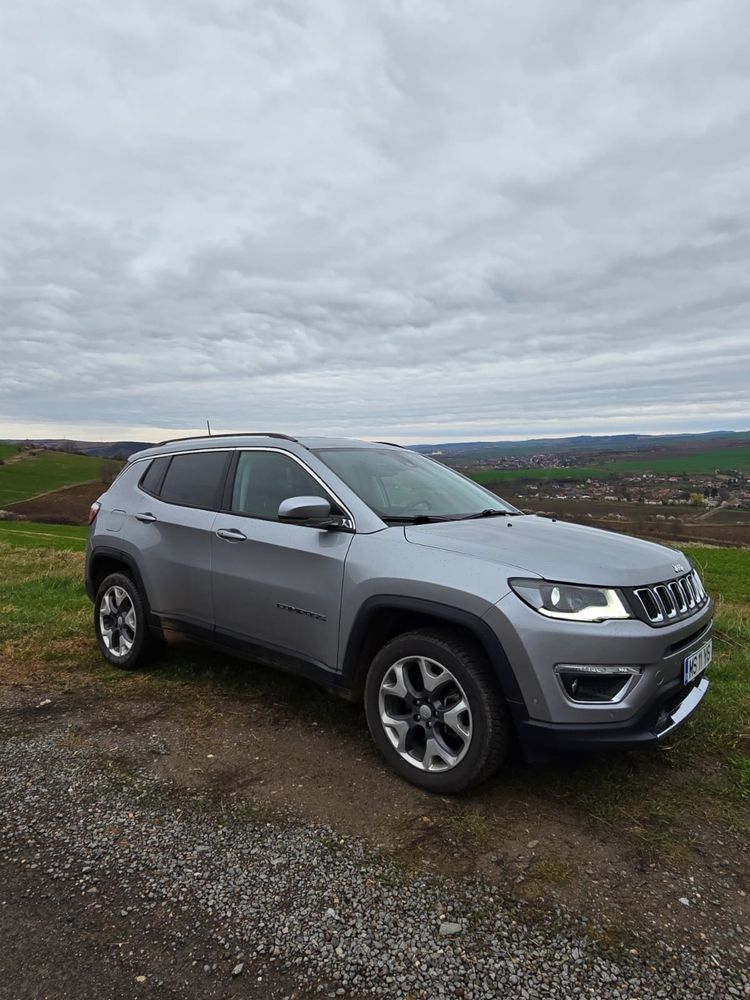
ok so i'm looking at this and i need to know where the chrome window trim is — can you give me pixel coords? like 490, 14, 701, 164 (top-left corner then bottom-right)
137, 455, 171, 500
130, 446, 356, 530
133, 449, 232, 512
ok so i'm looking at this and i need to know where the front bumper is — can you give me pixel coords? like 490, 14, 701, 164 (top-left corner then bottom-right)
483, 589, 714, 752
518, 675, 710, 754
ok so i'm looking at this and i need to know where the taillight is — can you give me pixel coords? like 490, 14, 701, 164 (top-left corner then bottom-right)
88, 502, 101, 525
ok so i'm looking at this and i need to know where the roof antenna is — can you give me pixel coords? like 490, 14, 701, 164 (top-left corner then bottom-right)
206, 419, 212, 437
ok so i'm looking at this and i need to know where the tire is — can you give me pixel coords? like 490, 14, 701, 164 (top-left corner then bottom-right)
93, 572, 164, 670
364, 628, 512, 794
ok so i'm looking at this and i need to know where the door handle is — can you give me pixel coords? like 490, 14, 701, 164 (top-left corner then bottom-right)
216, 527, 247, 542
135, 512, 157, 523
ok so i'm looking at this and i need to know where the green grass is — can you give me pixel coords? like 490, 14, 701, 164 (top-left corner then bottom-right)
0, 520, 88, 551
683, 545, 750, 604
605, 447, 750, 475
0, 449, 120, 504
0, 554, 89, 645
0, 444, 19, 461
468, 446, 750, 485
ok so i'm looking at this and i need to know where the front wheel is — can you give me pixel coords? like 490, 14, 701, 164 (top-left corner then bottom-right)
364, 628, 512, 793
94, 572, 163, 670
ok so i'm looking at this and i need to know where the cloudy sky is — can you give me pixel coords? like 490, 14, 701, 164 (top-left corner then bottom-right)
1, 0, 749, 444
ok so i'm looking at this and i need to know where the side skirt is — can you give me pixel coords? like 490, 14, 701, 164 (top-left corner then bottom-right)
151, 614, 353, 699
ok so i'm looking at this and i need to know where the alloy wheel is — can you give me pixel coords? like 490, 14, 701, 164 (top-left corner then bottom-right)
99, 585, 137, 659
378, 655, 473, 771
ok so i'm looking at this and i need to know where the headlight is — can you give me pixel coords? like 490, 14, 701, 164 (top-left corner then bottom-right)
509, 579, 631, 622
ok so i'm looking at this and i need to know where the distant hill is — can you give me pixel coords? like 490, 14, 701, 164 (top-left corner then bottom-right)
411, 430, 750, 464
1, 439, 152, 459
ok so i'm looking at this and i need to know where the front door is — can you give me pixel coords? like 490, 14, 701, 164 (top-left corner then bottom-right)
210, 449, 354, 670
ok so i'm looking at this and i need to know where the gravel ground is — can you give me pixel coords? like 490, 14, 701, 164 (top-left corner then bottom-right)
1, 731, 747, 1000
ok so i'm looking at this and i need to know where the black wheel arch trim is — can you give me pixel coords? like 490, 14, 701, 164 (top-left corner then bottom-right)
341, 595, 529, 722
86, 546, 153, 614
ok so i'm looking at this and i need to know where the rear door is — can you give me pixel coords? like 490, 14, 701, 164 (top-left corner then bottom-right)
211, 448, 354, 670
128, 450, 230, 630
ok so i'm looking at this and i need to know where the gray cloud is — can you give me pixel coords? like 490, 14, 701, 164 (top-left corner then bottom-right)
1, 0, 749, 442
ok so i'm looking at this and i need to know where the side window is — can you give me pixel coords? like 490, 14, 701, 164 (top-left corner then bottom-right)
158, 452, 229, 509
231, 451, 331, 520
139, 456, 170, 496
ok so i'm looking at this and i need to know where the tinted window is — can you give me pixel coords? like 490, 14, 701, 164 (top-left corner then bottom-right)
139, 456, 170, 496
231, 451, 330, 520
159, 452, 228, 509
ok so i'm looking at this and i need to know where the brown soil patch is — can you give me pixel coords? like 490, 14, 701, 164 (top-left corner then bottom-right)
6, 480, 111, 525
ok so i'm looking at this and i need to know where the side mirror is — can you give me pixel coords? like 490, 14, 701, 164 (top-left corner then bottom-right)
278, 496, 332, 523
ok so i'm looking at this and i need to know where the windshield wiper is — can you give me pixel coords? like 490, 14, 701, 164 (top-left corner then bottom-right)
459, 509, 523, 520
379, 510, 521, 524
378, 514, 456, 524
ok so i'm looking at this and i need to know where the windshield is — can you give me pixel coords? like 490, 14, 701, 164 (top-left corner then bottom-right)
314, 447, 519, 522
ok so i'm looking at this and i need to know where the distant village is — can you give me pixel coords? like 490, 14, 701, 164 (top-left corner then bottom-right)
452, 453, 750, 511
519, 470, 750, 509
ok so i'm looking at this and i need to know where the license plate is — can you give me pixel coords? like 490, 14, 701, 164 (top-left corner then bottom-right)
684, 638, 712, 685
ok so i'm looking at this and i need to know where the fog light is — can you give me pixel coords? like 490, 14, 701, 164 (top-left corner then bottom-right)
555, 664, 641, 703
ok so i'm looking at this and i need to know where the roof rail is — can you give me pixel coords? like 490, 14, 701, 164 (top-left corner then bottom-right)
157, 431, 299, 446
374, 440, 404, 448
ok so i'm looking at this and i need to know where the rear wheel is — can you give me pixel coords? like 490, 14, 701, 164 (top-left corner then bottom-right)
364, 628, 511, 793
94, 572, 163, 670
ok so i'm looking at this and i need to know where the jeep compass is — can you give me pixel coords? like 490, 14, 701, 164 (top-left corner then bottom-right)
86, 433, 713, 792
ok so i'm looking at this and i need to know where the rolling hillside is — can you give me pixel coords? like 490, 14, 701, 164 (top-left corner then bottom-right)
0, 449, 121, 506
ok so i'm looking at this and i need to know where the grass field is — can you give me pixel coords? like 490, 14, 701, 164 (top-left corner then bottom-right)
0, 524, 747, 860
0, 450, 120, 505
0, 444, 19, 461
469, 446, 750, 485
0, 520, 88, 550
603, 447, 750, 474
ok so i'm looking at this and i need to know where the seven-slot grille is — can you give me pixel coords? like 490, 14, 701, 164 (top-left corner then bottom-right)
632, 570, 707, 625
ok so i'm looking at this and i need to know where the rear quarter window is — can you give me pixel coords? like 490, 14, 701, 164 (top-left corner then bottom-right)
156, 451, 229, 509
139, 456, 170, 496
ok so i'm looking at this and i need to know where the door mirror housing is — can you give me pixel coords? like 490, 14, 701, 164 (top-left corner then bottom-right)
278, 496, 332, 524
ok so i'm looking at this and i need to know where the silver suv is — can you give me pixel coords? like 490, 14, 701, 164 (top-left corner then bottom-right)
86, 433, 713, 793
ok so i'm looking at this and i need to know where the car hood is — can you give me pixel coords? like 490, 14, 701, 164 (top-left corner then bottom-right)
404, 515, 689, 587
